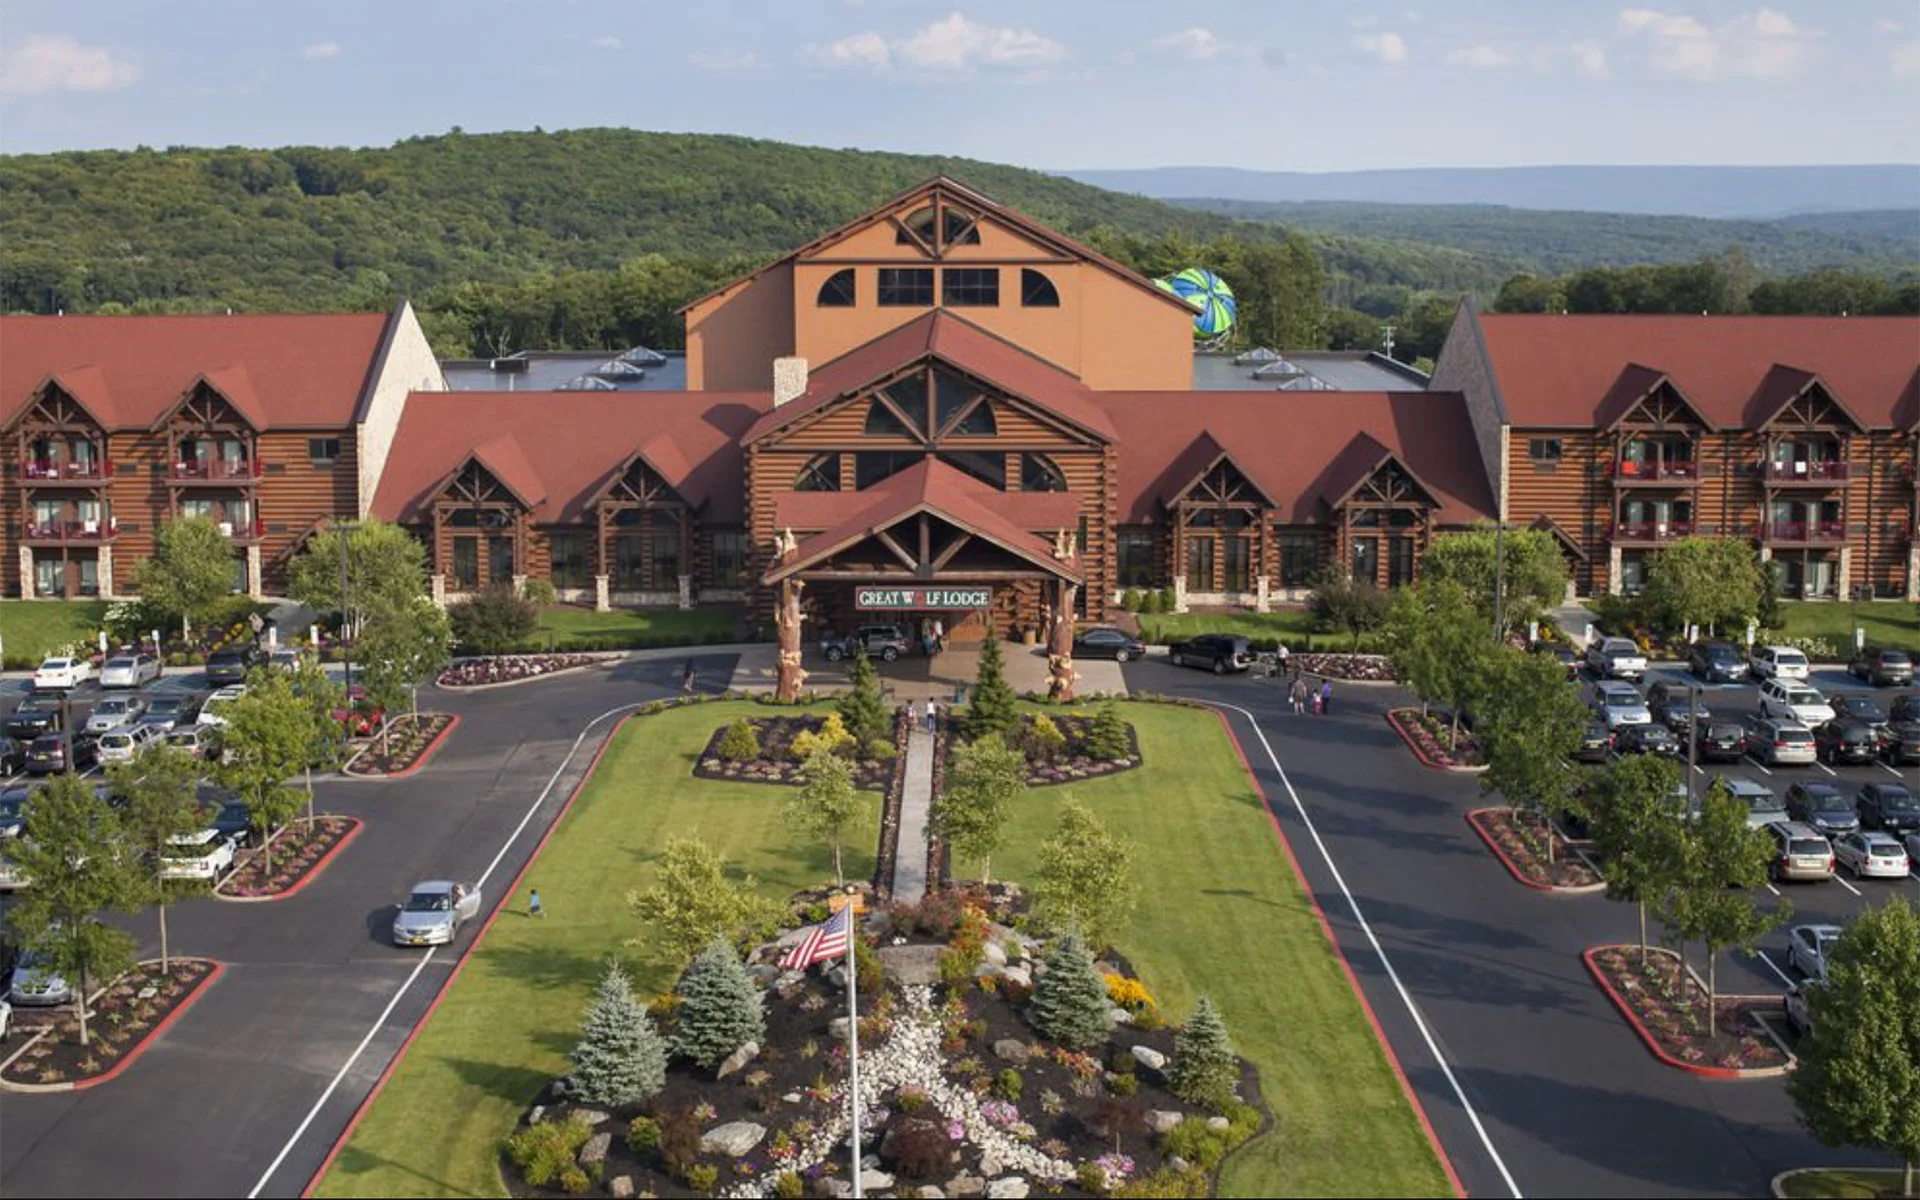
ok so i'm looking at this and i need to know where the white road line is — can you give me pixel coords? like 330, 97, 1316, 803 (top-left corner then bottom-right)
1752, 949, 1796, 987
1745, 756, 1774, 776
1205, 700, 1524, 1200
1879, 761, 1904, 778
1834, 873, 1862, 897
247, 699, 644, 1199
1765, 881, 1782, 897
1692, 764, 1706, 775
1815, 762, 1837, 777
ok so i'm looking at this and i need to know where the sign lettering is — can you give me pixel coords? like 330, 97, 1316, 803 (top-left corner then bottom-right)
854, 586, 992, 610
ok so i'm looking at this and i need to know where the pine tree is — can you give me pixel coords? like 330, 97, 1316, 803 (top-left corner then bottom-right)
836, 645, 888, 746
1168, 995, 1238, 1111
966, 635, 1019, 739
716, 718, 761, 763
1084, 700, 1131, 760
570, 960, 668, 1107
1029, 933, 1112, 1050
672, 937, 767, 1070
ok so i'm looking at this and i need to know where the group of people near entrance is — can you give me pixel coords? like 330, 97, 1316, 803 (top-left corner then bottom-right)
1289, 673, 1334, 716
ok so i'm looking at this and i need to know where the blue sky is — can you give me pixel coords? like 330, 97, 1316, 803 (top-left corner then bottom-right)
1, 0, 1915, 169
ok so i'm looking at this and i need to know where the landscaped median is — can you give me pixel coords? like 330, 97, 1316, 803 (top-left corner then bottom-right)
1583, 945, 1793, 1079
1386, 708, 1486, 771
310, 701, 1455, 1199
0, 958, 221, 1091
341, 714, 459, 778
215, 815, 361, 900
1772, 1167, 1918, 1198
1466, 808, 1605, 893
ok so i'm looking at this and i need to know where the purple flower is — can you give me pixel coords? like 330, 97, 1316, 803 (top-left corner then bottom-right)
947, 1119, 965, 1141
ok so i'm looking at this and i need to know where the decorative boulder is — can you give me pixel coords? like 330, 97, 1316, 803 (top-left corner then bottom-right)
991, 1038, 1030, 1063
1131, 1045, 1168, 1072
700, 1120, 768, 1157
717, 1040, 760, 1080
1148, 1109, 1184, 1134
578, 1132, 612, 1167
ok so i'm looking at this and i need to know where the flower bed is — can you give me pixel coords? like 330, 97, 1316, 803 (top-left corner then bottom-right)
1585, 946, 1792, 1078
695, 715, 896, 791
1467, 808, 1604, 891
1006, 713, 1141, 788
873, 706, 912, 897
437, 655, 605, 688
0, 959, 219, 1090
342, 713, 459, 777
1386, 709, 1485, 769
1294, 653, 1396, 682
216, 815, 361, 899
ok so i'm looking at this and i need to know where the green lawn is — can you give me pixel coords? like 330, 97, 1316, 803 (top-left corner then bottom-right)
0, 599, 109, 668
312, 701, 876, 1199
530, 605, 745, 650
1776, 1167, 1913, 1198
1777, 600, 1918, 653
1133, 609, 1388, 653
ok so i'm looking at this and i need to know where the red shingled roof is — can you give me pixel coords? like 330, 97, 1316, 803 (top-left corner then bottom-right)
1100, 391, 1497, 525
370, 392, 771, 525
744, 310, 1117, 444
1478, 314, 1920, 429
774, 480, 1080, 533
0, 313, 393, 431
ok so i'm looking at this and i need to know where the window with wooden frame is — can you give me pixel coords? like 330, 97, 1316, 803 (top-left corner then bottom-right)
816, 269, 856, 307
451, 537, 479, 590
1021, 453, 1068, 493
711, 531, 749, 587
1278, 530, 1322, 588
1528, 438, 1562, 463
1020, 268, 1060, 308
548, 532, 591, 589
308, 437, 341, 465
895, 205, 982, 248
1117, 528, 1156, 587
877, 268, 934, 307
941, 268, 999, 307
794, 453, 842, 492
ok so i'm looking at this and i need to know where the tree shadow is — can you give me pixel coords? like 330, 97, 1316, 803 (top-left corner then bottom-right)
322, 1145, 469, 1198
1355, 939, 1580, 1015
444, 1055, 557, 1111
1290, 802, 1483, 860
1338, 894, 1548, 953
476, 941, 607, 995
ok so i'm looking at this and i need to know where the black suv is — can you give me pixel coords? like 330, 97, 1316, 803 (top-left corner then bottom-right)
1647, 680, 1710, 733
819, 625, 911, 663
1168, 634, 1254, 675
1857, 782, 1920, 834
1848, 647, 1914, 688
1695, 720, 1747, 763
1814, 719, 1880, 766
1784, 782, 1859, 836
1574, 722, 1613, 764
1688, 641, 1748, 684
1616, 723, 1680, 756
204, 644, 266, 686
3, 696, 65, 741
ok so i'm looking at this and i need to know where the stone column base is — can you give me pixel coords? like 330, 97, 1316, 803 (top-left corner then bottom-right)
595, 574, 611, 612
1909, 547, 1920, 603
1838, 546, 1853, 600
98, 544, 116, 599
511, 574, 527, 598
677, 574, 693, 611
1255, 575, 1271, 613
246, 545, 264, 600
1607, 546, 1622, 595
17, 547, 34, 599
1172, 577, 1189, 614
430, 574, 447, 607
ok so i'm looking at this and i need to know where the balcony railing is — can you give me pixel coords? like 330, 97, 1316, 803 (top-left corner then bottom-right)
1762, 521, 1848, 544
216, 517, 267, 542
170, 459, 261, 482
22, 518, 118, 543
21, 458, 111, 482
1612, 459, 1700, 483
1763, 460, 1850, 483
1611, 521, 1695, 542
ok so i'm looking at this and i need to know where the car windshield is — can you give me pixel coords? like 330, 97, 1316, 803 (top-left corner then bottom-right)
1776, 651, 1809, 666
96, 699, 131, 714
1705, 645, 1737, 662
404, 892, 452, 913
1784, 688, 1821, 704
1749, 794, 1787, 814
1789, 839, 1830, 856
1778, 729, 1814, 745
0, 798, 23, 820
106, 658, 135, 670
1882, 652, 1912, 665
40, 659, 71, 670
217, 801, 248, 824
1878, 789, 1918, 812
148, 698, 184, 713
100, 734, 132, 747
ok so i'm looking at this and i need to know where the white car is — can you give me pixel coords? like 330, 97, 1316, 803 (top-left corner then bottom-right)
1787, 923, 1843, 980
196, 686, 247, 728
166, 727, 217, 759
1751, 645, 1812, 682
1591, 682, 1652, 730
161, 828, 238, 881
32, 657, 90, 691
0, 997, 10, 1041
392, 881, 484, 947
99, 654, 161, 689
1759, 679, 1837, 727
1832, 831, 1911, 879
96, 724, 161, 764
84, 695, 147, 735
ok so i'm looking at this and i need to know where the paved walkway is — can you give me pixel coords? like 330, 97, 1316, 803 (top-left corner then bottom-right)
893, 721, 936, 904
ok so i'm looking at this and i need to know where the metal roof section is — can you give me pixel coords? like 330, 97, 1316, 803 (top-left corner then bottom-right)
441, 348, 690, 392
1191, 350, 1429, 392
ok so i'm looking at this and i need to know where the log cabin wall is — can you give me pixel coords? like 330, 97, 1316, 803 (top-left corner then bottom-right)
1507, 431, 1601, 594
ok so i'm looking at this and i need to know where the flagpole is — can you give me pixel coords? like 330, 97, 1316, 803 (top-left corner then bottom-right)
845, 892, 862, 1199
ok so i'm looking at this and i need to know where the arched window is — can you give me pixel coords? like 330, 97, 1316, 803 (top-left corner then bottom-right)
895, 205, 982, 248
795, 453, 841, 492
863, 398, 918, 439
1020, 453, 1068, 492
816, 269, 855, 307
1020, 268, 1060, 308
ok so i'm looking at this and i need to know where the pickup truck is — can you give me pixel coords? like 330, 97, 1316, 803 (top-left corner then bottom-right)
1585, 637, 1648, 681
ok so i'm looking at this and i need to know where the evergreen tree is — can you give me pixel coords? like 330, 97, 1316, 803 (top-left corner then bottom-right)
1029, 933, 1113, 1051
672, 937, 766, 1071
965, 636, 1019, 739
716, 718, 761, 763
1084, 700, 1131, 760
836, 645, 888, 746
571, 960, 668, 1107
1168, 995, 1239, 1111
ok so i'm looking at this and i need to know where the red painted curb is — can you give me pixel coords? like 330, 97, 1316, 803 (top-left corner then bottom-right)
1581, 946, 1760, 1081
1464, 810, 1555, 892
5, 960, 226, 1093
300, 714, 630, 1198
343, 714, 462, 780
1385, 710, 1484, 773
218, 818, 364, 903
1209, 708, 1469, 1200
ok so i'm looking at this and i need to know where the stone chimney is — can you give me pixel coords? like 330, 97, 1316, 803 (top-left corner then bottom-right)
772, 356, 809, 406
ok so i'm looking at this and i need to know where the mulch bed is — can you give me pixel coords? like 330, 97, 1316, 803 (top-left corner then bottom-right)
695, 715, 896, 791
438, 655, 604, 688
342, 713, 458, 777
1005, 714, 1141, 788
1294, 653, 1396, 682
1, 959, 218, 1088
216, 815, 360, 899
504, 896, 1265, 1199
1469, 808, 1604, 890
1387, 708, 1485, 768
1587, 946, 1791, 1075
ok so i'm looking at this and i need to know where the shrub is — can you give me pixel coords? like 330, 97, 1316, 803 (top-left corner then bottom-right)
1168, 995, 1238, 1111
866, 736, 898, 762
448, 588, 539, 654
1113, 1165, 1212, 1198
1108, 1071, 1138, 1097
1085, 700, 1132, 760
790, 712, 855, 760
656, 1106, 703, 1175
773, 1171, 806, 1199
994, 1068, 1024, 1101
883, 1116, 958, 1180
1105, 974, 1155, 1012
1079, 1162, 1113, 1194
1029, 933, 1112, 1050
716, 719, 761, 763
1026, 714, 1067, 762
672, 939, 766, 1070
504, 1117, 592, 1188
520, 577, 558, 607
895, 1085, 929, 1113
683, 1162, 719, 1193
854, 936, 883, 996
624, 1116, 661, 1154
1121, 588, 1143, 612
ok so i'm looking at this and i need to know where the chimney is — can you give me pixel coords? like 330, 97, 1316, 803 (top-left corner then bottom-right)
772, 356, 809, 407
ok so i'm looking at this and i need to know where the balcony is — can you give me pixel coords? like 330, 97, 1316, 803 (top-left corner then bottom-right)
22, 518, 118, 544
1610, 459, 1701, 486
217, 517, 266, 543
1762, 460, 1850, 486
1610, 520, 1698, 544
1761, 521, 1848, 546
21, 458, 112, 484
170, 459, 261, 484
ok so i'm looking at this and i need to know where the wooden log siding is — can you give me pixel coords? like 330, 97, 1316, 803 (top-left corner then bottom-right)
1510, 431, 1604, 595
254, 430, 359, 595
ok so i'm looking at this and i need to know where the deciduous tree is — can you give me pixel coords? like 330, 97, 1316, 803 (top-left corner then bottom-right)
1385, 578, 1491, 749
1641, 538, 1764, 637
448, 588, 539, 654
1663, 779, 1788, 1035
356, 596, 453, 753
1477, 647, 1588, 859
110, 743, 208, 971
216, 669, 312, 875
1311, 566, 1390, 653
1421, 526, 1570, 634
287, 519, 429, 635
627, 838, 779, 964
1587, 754, 1685, 964
133, 516, 236, 637
934, 732, 1024, 885
789, 749, 863, 885
289, 655, 345, 823
1035, 799, 1138, 949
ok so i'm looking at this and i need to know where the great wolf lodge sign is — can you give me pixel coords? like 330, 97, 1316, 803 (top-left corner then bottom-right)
854, 586, 992, 610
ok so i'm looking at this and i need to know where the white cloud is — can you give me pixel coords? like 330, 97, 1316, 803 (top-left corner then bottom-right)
1570, 40, 1612, 78
1352, 30, 1409, 64
1446, 44, 1513, 69
1894, 40, 1920, 77
900, 12, 1065, 69
1152, 27, 1254, 62
590, 35, 621, 50
1876, 19, 1908, 36
688, 48, 762, 71
811, 30, 891, 67
300, 41, 341, 60
0, 33, 139, 95
1616, 7, 1816, 80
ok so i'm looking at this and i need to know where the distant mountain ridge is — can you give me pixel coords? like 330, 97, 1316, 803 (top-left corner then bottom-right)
1060, 164, 1920, 220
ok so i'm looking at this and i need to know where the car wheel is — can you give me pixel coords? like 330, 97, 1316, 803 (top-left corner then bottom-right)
1212, 658, 1228, 676
1114, 649, 1130, 664
824, 647, 843, 663
881, 647, 899, 662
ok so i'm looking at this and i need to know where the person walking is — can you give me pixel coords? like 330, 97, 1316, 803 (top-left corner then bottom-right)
925, 697, 938, 734
529, 887, 544, 919
680, 659, 696, 695
1275, 642, 1292, 680
1320, 678, 1333, 717
932, 617, 945, 655
1289, 676, 1308, 715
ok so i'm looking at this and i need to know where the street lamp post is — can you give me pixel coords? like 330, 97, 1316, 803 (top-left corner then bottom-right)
335, 521, 361, 691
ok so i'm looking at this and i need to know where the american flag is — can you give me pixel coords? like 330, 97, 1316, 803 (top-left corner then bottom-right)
780, 905, 852, 972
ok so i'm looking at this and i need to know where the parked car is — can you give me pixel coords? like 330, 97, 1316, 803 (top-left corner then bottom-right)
0, 997, 9, 1041
1857, 782, 1920, 834
268, 648, 306, 673
166, 726, 218, 760
1647, 681, 1710, 733
1071, 626, 1146, 663
1889, 694, 1920, 726
1785, 782, 1860, 836
1586, 637, 1647, 681
1831, 694, 1891, 744
1574, 722, 1613, 764
203, 645, 266, 686
161, 827, 238, 882
391, 881, 484, 947
1750, 645, 1812, 682
1906, 830, 1920, 871
210, 795, 253, 846
0, 737, 23, 776
135, 693, 200, 733
1695, 720, 1747, 763
83, 695, 147, 735
1787, 923, 1844, 977
99, 654, 161, 689
1688, 640, 1749, 684
1832, 830, 1911, 879
1766, 825, 1836, 884
1759, 679, 1837, 727
1168, 634, 1255, 675
1591, 681, 1652, 730
1719, 776, 1788, 827
1531, 641, 1580, 680
1814, 719, 1880, 766
196, 686, 247, 728
96, 724, 162, 765
31, 656, 91, 692
1848, 646, 1913, 688
0, 789, 27, 837
1785, 981, 1817, 1036
24, 733, 96, 775
1743, 715, 1817, 766
4, 696, 65, 740
819, 625, 910, 663
7, 948, 71, 1007
1883, 720, 1920, 766
1615, 723, 1680, 756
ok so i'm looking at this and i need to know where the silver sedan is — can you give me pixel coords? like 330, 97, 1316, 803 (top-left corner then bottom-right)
392, 881, 483, 947
1786, 923, 1842, 980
